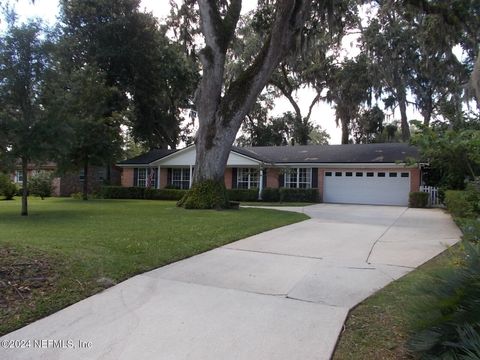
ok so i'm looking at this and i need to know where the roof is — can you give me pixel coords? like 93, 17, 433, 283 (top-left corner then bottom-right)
233, 143, 419, 164
117, 149, 177, 165
117, 143, 419, 166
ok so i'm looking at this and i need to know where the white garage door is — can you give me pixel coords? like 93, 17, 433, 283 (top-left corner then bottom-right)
323, 170, 411, 206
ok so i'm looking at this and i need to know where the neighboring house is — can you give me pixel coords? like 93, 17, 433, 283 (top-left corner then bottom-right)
10, 162, 61, 196
57, 166, 121, 197
117, 143, 422, 206
6, 163, 120, 197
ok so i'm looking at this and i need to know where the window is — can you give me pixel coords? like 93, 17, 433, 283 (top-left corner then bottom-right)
401, 172, 409, 178
356, 172, 363, 177
171, 168, 190, 189
137, 168, 147, 187
367, 172, 374, 177
79, 169, 85, 182
378, 172, 385, 177
335, 172, 342, 177
325, 171, 332, 176
237, 168, 259, 189
15, 170, 23, 183
284, 168, 312, 189
389, 172, 398, 178
346, 172, 353, 177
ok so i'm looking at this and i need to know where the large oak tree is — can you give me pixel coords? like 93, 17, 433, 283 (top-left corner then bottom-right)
180, 0, 313, 208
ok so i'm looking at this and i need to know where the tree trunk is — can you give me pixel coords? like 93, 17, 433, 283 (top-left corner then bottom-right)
82, 160, 89, 201
341, 118, 350, 144
472, 50, 480, 108
21, 157, 28, 216
397, 87, 411, 141
179, 0, 311, 208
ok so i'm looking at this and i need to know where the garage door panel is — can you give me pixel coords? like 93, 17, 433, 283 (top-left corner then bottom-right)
323, 172, 410, 206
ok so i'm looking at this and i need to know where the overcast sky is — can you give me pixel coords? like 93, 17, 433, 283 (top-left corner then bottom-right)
6, 0, 421, 145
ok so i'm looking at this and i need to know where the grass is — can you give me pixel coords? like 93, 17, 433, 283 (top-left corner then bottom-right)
333, 234, 467, 359
0, 197, 308, 336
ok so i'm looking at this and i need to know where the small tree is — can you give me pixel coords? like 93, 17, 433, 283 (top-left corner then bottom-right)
0, 17, 59, 215
0, 173, 16, 200
29, 171, 54, 199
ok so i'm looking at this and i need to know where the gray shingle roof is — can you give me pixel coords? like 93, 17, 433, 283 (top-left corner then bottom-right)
117, 149, 176, 165
118, 143, 419, 165
233, 143, 419, 163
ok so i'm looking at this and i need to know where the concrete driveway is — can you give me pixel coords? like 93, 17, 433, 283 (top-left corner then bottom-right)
1, 204, 461, 360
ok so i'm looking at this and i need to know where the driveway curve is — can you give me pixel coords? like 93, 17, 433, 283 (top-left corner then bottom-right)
1, 204, 461, 360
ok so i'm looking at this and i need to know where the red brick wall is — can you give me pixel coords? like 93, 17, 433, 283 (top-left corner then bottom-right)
266, 167, 280, 188
224, 168, 233, 189
410, 168, 421, 192
317, 168, 324, 202
121, 168, 134, 187
159, 168, 168, 189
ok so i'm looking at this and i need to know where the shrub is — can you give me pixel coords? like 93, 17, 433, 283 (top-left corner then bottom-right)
0, 173, 17, 200
227, 189, 258, 202
144, 188, 187, 200
261, 187, 280, 202
279, 188, 319, 203
100, 186, 145, 199
408, 243, 480, 358
29, 171, 54, 199
409, 192, 429, 208
445, 190, 475, 218
179, 180, 229, 209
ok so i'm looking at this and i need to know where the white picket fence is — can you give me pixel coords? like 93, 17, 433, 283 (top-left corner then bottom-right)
420, 185, 441, 207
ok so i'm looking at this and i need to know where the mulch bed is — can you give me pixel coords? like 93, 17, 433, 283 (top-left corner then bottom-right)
0, 246, 58, 318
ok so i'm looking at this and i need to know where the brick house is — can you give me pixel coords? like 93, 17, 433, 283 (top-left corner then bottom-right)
117, 143, 422, 206
8, 163, 120, 196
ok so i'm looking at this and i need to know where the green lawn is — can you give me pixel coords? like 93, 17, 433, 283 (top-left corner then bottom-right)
333, 243, 462, 360
240, 201, 315, 206
0, 197, 308, 336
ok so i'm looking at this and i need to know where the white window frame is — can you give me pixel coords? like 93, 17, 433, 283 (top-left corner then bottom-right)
171, 168, 190, 189
284, 168, 312, 189
137, 168, 147, 187
237, 168, 259, 189
15, 170, 23, 183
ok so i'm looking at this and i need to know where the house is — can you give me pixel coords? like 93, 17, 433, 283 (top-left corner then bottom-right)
7, 163, 121, 196
10, 162, 61, 196
117, 143, 422, 206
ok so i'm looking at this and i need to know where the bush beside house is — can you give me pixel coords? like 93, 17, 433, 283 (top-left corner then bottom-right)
407, 180, 480, 359
409, 192, 429, 208
102, 185, 320, 203
0, 173, 17, 200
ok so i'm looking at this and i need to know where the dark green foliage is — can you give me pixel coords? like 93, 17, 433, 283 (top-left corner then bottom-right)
0, 174, 17, 200
227, 189, 258, 202
261, 187, 280, 202
261, 187, 319, 203
28, 172, 54, 199
408, 243, 480, 359
144, 188, 187, 201
279, 188, 320, 203
409, 192, 429, 208
411, 126, 480, 190
59, 0, 198, 149
178, 180, 229, 209
100, 186, 145, 199
445, 191, 476, 218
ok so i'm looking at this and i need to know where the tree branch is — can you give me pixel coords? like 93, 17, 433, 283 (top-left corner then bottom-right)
219, 0, 311, 127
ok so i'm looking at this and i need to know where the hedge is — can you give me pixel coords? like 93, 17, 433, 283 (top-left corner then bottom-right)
409, 192, 429, 208
445, 190, 476, 218
279, 188, 319, 202
227, 189, 258, 201
101, 186, 186, 201
261, 188, 280, 202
